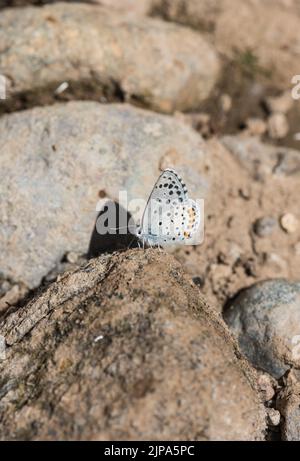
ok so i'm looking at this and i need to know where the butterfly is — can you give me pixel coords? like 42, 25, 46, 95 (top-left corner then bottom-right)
135, 168, 201, 247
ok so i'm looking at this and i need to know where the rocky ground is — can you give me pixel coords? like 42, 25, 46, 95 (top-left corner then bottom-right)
0, 0, 299, 441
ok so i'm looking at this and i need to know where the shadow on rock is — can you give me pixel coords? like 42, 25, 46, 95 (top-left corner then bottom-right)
88, 200, 140, 258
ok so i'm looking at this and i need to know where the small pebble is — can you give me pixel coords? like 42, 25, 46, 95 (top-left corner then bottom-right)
266, 408, 281, 427
254, 217, 277, 237
245, 117, 267, 136
238, 185, 252, 200
293, 132, 300, 141
280, 213, 298, 234
0, 285, 26, 313
175, 111, 211, 136
159, 148, 180, 171
94, 335, 104, 342
267, 113, 289, 139
192, 276, 204, 288
65, 251, 80, 264
257, 373, 276, 402
220, 93, 232, 113
0, 280, 11, 297
54, 81, 69, 95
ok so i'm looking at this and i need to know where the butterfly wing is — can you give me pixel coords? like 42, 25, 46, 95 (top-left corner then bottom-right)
140, 169, 200, 246
170, 198, 202, 245
142, 168, 188, 206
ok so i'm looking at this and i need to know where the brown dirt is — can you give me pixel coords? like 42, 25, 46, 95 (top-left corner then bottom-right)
173, 136, 300, 310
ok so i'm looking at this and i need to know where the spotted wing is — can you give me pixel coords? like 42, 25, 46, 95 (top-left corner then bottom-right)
140, 168, 191, 244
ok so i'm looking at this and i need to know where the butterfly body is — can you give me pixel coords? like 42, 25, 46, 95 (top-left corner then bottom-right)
136, 168, 201, 247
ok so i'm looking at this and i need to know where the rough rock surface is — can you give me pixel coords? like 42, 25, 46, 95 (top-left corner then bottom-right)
0, 2, 220, 113
0, 249, 266, 441
277, 371, 300, 441
97, 0, 152, 17
224, 279, 300, 379
0, 101, 209, 289
153, 0, 300, 88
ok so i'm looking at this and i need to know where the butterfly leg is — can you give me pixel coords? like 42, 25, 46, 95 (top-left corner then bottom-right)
127, 235, 136, 250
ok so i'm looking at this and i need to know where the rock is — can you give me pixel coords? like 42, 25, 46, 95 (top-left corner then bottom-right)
0, 101, 210, 289
152, 0, 223, 32
0, 281, 11, 298
65, 251, 80, 264
253, 217, 278, 238
265, 91, 294, 114
279, 393, 300, 440
221, 135, 300, 180
257, 373, 276, 402
266, 408, 281, 427
96, 0, 152, 17
0, 3, 220, 113
0, 250, 266, 440
224, 279, 300, 379
220, 94, 232, 113
245, 118, 267, 136
174, 111, 212, 137
280, 213, 299, 234
153, 0, 300, 88
0, 285, 28, 315
267, 113, 289, 139
185, 135, 300, 309
277, 371, 300, 440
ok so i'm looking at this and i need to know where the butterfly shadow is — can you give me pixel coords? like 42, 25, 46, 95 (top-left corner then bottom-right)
87, 200, 140, 258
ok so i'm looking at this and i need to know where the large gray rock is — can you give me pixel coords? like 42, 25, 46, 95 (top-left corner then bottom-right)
0, 249, 266, 440
224, 279, 300, 379
0, 101, 209, 288
0, 2, 220, 113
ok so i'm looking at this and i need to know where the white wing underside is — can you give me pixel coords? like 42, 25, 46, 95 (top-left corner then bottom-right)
139, 169, 201, 247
